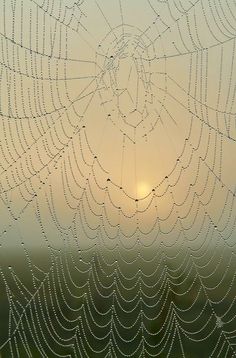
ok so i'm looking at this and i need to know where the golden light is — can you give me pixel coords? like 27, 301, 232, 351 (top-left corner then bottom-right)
137, 181, 151, 198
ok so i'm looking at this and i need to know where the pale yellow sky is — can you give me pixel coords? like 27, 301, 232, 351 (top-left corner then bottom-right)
0, 0, 235, 250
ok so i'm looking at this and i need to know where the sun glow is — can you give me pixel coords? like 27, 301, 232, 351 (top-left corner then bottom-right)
137, 181, 151, 198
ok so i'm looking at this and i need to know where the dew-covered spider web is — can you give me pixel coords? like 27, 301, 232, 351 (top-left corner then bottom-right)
0, 0, 236, 357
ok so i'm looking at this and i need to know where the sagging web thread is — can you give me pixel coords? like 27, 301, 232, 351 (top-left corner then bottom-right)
0, 0, 236, 357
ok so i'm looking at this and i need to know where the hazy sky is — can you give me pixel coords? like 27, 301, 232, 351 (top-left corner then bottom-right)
0, 0, 236, 251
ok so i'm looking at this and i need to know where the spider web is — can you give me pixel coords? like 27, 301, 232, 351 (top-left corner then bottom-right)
0, 0, 236, 357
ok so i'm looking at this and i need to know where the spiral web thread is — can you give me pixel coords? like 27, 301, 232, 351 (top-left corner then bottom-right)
0, 0, 236, 357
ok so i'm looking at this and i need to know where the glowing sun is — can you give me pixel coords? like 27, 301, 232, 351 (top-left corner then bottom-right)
137, 181, 151, 198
